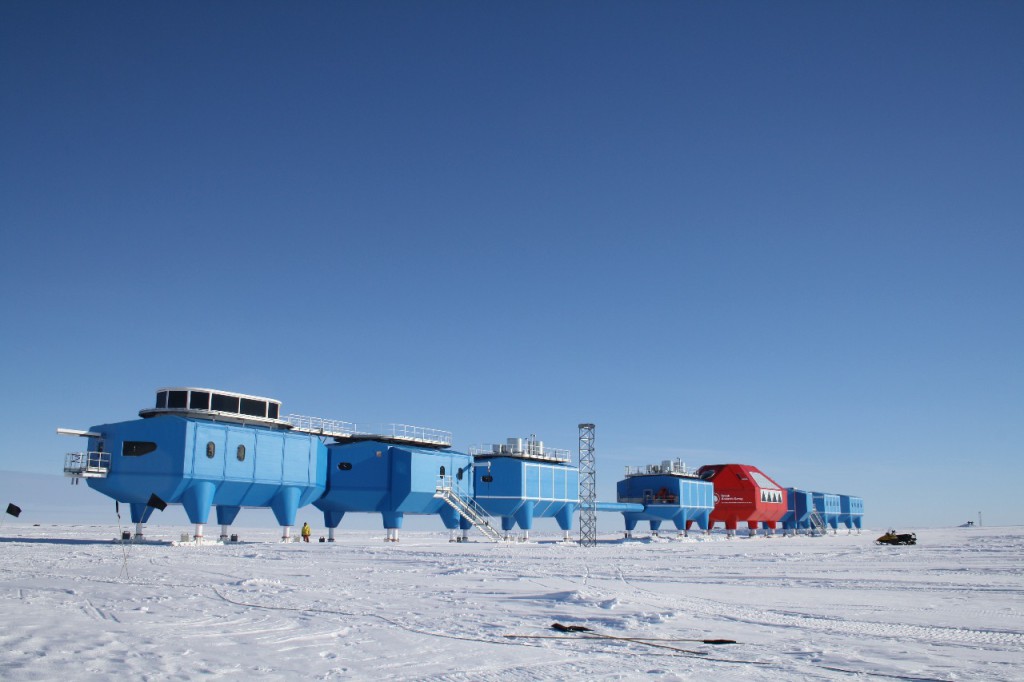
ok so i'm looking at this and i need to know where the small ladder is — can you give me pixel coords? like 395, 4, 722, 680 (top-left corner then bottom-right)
434, 477, 503, 542
808, 510, 827, 536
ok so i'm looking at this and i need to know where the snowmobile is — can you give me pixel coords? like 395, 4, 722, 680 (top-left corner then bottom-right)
876, 529, 916, 546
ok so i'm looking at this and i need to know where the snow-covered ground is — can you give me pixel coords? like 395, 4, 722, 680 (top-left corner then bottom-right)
0, 524, 1020, 681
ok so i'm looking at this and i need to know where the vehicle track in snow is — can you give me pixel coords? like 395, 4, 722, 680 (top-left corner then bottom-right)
598, 564, 1024, 648
486, 547, 1023, 650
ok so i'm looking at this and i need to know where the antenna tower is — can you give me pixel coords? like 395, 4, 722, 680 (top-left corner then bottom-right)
578, 423, 597, 546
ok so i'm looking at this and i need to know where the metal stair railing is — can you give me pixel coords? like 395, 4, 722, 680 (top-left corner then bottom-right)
433, 476, 503, 542
808, 510, 827, 536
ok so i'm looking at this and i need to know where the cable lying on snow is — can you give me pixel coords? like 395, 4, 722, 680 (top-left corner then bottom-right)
503, 622, 738, 657
550, 621, 737, 644
505, 623, 782, 667
212, 592, 954, 681
506, 623, 955, 680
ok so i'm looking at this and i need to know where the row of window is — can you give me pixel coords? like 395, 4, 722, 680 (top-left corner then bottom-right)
206, 442, 246, 461
156, 390, 280, 420
333, 463, 481, 482
122, 440, 246, 461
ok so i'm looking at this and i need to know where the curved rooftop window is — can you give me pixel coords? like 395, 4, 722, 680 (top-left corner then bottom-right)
145, 387, 282, 425
750, 471, 779, 491
211, 393, 240, 413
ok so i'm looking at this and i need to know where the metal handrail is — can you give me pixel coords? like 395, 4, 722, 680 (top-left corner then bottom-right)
469, 444, 571, 462
808, 510, 827, 535
624, 459, 695, 477
64, 451, 111, 478
370, 423, 452, 446
283, 414, 357, 437
435, 474, 477, 501
434, 476, 502, 542
284, 415, 452, 446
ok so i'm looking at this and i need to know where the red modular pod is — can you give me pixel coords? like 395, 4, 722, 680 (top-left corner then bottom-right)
696, 464, 788, 533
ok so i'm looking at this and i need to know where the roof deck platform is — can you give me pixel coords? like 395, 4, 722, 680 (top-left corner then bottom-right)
469, 437, 572, 464
137, 388, 453, 449
624, 458, 700, 478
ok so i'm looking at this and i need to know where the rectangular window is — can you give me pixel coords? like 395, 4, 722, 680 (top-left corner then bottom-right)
190, 391, 210, 410
268, 403, 279, 419
123, 441, 157, 457
240, 398, 266, 418
157, 391, 168, 409
211, 393, 240, 413
167, 391, 188, 409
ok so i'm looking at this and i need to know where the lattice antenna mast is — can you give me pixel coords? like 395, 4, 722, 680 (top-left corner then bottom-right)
578, 423, 597, 547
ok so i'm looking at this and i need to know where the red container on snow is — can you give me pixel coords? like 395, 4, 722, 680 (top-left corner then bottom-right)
696, 464, 788, 532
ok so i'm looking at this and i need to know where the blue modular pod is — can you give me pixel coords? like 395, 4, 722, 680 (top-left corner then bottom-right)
472, 456, 579, 536
615, 469, 713, 535
779, 488, 813, 533
838, 495, 864, 530
314, 441, 474, 534
812, 492, 842, 530
83, 415, 326, 532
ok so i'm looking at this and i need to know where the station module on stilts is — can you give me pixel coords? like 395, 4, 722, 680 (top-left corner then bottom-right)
812, 491, 842, 534
59, 387, 480, 543
313, 434, 479, 543
780, 488, 813, 535
611, 459, 713, 538
471, 436, 579, 542
60, 388, 327, 542
779, 488, 864, 536
59, 386, 864, 546
838, 495, 864, 533
696, 463, 788, 537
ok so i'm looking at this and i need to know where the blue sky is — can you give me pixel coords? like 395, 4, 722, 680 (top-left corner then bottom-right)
2, 2, 1021, 529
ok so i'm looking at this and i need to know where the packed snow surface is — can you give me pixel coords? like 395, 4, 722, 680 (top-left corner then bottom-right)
1, 525, 1021, 680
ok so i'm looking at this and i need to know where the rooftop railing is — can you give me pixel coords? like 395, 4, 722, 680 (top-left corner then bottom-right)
624, 458, 696, 477
369, 423, 453, 447
283, 414, 357, 437
285, 415, 452, 447
469, 443, 571, 463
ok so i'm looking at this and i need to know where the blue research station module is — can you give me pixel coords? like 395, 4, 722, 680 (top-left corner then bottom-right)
614, 459, 714, 537
59, 386, 863, 542
471, 437, 579, 541
60, 387, 462, 541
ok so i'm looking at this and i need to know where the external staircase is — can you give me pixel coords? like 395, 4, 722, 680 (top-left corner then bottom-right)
808, 510, 828, 536
433, 476, 503, 542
